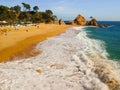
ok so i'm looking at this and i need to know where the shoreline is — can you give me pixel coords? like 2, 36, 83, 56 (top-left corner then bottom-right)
0, 24, 71, 62
0, 26, 120, 90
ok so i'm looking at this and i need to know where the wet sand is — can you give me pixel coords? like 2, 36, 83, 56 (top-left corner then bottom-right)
0, 24, 71, 62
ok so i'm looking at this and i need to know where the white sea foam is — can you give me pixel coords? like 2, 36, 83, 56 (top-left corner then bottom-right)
0, 26, 120, 90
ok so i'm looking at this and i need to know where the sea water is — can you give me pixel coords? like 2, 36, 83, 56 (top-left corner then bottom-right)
85, 21, 120, 61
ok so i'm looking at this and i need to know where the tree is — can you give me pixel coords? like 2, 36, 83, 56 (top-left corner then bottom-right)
18, 12, 28, 21
13, 5, 21, 13
0, 5, 9, 21
21, 2, 31, 22
10, 7, 14, 11
0, 5, 9, 14
41, 10, 53, 23
45, 10, 53, 16
8, 11, 17, 22
26, 4, 31, 11
22, 2, 31, 11
31, 12, 42, 23
90, 16, 93, 19
0, 3, 57, 24
22, 2, 26, 11
33, 6, 39, 12
10, 5, 21, 13
52, 15, 57, 20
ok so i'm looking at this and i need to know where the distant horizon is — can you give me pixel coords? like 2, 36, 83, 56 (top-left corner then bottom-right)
0, 0, 120, 21
64, 20, 120, 22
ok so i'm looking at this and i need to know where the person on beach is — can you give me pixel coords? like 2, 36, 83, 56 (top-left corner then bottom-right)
15, 25, 19, 30
26, 30, 29, 32
37, 25, 39, 28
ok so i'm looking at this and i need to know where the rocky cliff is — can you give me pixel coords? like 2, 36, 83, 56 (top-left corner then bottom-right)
73, 14, 86, 25
88, 18, 98, 26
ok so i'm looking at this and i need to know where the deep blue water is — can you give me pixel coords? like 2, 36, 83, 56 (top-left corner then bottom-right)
85, 21, 120, 61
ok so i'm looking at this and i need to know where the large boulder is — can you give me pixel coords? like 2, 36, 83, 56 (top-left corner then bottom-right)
59, 19, 65, 25
99, 24, 108, 28
73, 14, 87, 25
88, 18, 98, 26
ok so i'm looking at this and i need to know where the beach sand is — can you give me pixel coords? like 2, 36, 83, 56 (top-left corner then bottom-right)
0, 24, 71, 62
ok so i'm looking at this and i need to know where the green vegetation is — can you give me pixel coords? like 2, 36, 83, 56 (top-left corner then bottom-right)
0, 2, 57, 24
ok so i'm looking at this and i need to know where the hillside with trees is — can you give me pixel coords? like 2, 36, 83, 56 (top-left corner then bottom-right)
0, 2, 57, 24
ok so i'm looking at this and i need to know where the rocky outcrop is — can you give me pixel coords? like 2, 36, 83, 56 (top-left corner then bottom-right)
59, 19, 65, 25
88, 18, 98, 26
52, 19, 65, 25
73, 14, 87, 25
99, 24, 108, 28
72, 14, 108, 28
88, 19, 108, 28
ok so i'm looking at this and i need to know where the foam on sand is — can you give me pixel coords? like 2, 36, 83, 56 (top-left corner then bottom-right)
0, 27, 120, 90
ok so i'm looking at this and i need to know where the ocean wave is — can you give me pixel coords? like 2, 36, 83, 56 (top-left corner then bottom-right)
0, 27, 120, 90
75, 27, 120, 89
107, 25, 115, 28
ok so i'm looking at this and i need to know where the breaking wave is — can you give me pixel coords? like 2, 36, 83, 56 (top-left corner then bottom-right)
70, 27, 120, 90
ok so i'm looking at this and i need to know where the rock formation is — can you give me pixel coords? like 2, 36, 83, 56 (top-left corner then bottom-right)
99, 24, 108, 28
73, 14, 87, 25
88, 18, 98, 26
51, 19, 65, 25
71, 14, 108, 28
58, 19, 65, 25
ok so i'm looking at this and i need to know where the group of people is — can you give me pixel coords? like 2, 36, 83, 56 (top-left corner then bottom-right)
1, 24, 40, 37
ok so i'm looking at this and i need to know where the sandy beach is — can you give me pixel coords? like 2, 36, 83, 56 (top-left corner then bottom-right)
0, 0, 120, 90
0, 24, 70, 62
0, 27, 120, 90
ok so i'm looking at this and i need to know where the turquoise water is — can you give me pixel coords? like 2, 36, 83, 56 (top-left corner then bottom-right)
85, 21, 120, 61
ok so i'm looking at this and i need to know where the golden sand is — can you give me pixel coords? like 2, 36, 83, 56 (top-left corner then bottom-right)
0, 24, 71, 62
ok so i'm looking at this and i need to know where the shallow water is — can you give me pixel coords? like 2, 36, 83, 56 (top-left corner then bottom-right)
85, 21, 120, 61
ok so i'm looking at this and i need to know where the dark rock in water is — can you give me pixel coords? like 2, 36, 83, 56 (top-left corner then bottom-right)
73, 14, 87, 26
87, 18, 108, 28
99, 24, 108, 28
88, 18, 98, 26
